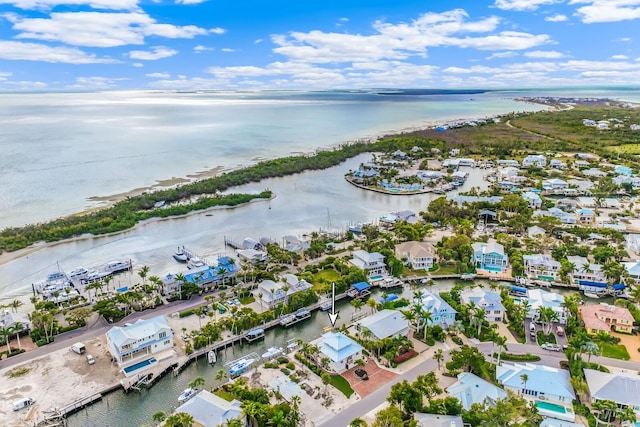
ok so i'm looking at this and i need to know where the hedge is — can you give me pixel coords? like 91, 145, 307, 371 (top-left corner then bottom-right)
393, 349, 418, 364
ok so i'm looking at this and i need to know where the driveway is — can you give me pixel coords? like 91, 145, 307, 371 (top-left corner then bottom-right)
341, 359, 398, 399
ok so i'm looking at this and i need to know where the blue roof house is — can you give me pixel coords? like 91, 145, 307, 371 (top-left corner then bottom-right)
472, 240, 509, 274
446, 372, 507, 410
497, 362, 576, 422
415, 290, 457, 329
318, 331, 363, 373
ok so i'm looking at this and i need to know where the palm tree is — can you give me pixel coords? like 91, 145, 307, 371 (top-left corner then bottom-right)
188, 376, 205, 390
434, 349, 444, 371
164, 412, 195, 427
321, 373, 331, 394
242, 401, 260, 427
11, 323, 23, 351
138, 265, 150, 285
495, 335, 508, 366
0, 326, 12, 355
366, 297, 378, 314
350, 298, 364, 312
10, 299, 23, 313
257, 292, 264, 312
152, 411, 166, 423
215, 369, 228, 384
174, 273, 187, 300
419, 309, 433, 341
520, 373, 529, 394
471, 307, 487, 338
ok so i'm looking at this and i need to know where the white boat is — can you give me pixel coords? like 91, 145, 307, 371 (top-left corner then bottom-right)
320, 301, 332, 311
208, 350, 217, 365
261, 346, 284, 360
228, 358, 255, 377
178, 387, 198, 402
103, 260, 131, 274
583, 292, 601, 299
69, 267, 89, 281
173, 247, 188, 263
187, 257, 206, 269
279, 314, 296, 326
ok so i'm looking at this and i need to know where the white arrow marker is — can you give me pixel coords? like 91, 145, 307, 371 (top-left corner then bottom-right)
328, 281, 338, 327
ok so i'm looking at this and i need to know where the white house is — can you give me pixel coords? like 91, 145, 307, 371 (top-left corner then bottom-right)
527, 225, 546, 239
542, 178, 568, 191
446, 372, 508, 410
395, 241, 437, 271
526, 289, 567, 324
497, 166, 520, 181
106, 315, 173, 367
254, 274, 313, 308
459, 288, 505, 322
523, 254, 561, 282
414, 290, 457, 329
575, 208, 595, 225
174, 390, 244, 426
0, 310, 30, 333
566, 255, 605, 285
584, 369, 640, 418
472, 240, 509, 273
317, 331, 363, 373
549, 159, 567, 169
355, 309, 409, 340
522, 155, 547, 168
497, 362, 576, 422
522, 191, 543, 209
350, 250, 387, 278
414, 414, 464, 427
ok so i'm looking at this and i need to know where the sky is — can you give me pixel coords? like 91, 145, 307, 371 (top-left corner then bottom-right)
0, 0, 639, 90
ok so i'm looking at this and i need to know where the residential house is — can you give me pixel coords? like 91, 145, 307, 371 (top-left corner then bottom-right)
525, 289, 567, 324
317, 331, 363, 373
497, 166, 520, 181
625, 261, 640, 284
497, 362, 576, 422
614, 165, 633, 176
542, 178, 568, 191
447, 195, 503, 206
556, 198, 578, 211
613, 175, 640, 189
540, 419, 585, 427
523, 254, 561, 282
527, 225, 546, 238
576, 197, 597, 208
395, 241, 437, 271
0, 310, 30, 334
579, 303, 634, 334
549, 159, 567, 169
414, 290, 457, 329
522, 191, 543, 209
236, 248, 268, 263
567, 256, 605, 285
350, 250, 387, 278
626, 234, 640, 256
173, 390, 244, 427
583, 168, 606, 178
568, 179, 594, 192
522, 155, 547, 168
497, 159, 520, 167
355, 309, 409, 340
451, 170, 468, 182
446, 372, 507, 410
392, 150, 407, 159
631, 124, 640, 131
254, 274, 313, 309
575, 208, 595, 225
459, 288, 505, 322
414, 414, 464, 427
162, 256, 239, 293
106, 315, 173, 368
472, 239, 509, 273
584, 369, 640, 418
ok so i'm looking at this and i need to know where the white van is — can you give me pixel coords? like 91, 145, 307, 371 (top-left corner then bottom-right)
71, 342, 86, 355
13, 397, 35, 411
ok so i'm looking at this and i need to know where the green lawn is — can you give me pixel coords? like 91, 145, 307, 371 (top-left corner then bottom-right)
239, 296, 255, 305
330, 375, 354, 398
312, 269, 341, 290
214, 390, 235, 402
536, 330, 557, 345
431, 264, 458, 275
600, 343, 630, 360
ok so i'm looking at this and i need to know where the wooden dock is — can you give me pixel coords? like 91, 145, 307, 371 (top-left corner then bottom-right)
224, 236, 244, 250
41, 393, 103, 423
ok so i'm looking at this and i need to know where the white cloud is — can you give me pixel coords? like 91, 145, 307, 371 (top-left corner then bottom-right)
0, 0, 138, 10
70, 76, 128, 89
9, 11, 210, 47
617, 37, 631, 41
611, 54, 629, 59
221, 48, 235, 52
209, 27, 226, 34
2, 79, 48, 89
524, 50, 564, 58
0, 40, 116, 63
132, 62, 143, 67
254, 38, 263, 44
193, 45, 214, 52
545, 14, 568, 21
128, 46, 177, 60
175, 0, 207, 4
570, 0, 640, 23
146, 72, 170, 78
486, 51, 518, 59
494, 0, 558, 11
0, 71, 12, 79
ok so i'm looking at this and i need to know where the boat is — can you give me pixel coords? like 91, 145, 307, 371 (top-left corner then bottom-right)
178, 387, 198, 402
187, 256, 206, 269
348, 222, 364, 233
583, 292, 601, 299
295, 309, 311, 320
320, 301, 332, 311
207, 350, 217, 365
68, 267, 89, 281
460, 273, 476, 281
81, 270, 111, 285
261, 346, 284, 361
245, 328, 265, 342
228, 358, 255, 377
154, 200, 166, 208
103, 260, 131, 274
279, 314, 297, 326
173, 247, 188, 263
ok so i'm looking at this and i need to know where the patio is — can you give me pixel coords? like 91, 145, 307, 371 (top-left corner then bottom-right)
341, 359, 398, 398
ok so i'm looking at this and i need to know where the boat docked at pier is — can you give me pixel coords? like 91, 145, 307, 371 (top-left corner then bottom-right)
207, 350, 217, 365
178, 388, 198, 402
261, 346, 284, 361
320, 301, 332, 311
228, 357, 256, 377
245, 328, 265, 342
173, 247, 188, 263
187, 256, 206, 269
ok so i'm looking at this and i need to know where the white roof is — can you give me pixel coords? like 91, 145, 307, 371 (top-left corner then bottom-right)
106, 315, 171, 348
446, 372, 507, 410
497, 362, 575, 400
175, 390, 243, 426
356, 309, 409, 340
584, 369, 640, 408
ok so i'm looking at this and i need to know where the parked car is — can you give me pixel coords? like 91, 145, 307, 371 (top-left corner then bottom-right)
556, 326, 564, 336
13, 397, 35, 411
541, 343, 561, 352
234, 298, 241, 306
87, 354, 95, 365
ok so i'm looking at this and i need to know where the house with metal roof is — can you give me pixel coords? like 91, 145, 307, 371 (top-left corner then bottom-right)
523, 254, 561, 282
414, 290, 457, 329
174, 389, 243, 427
459, 288, 505, 322
539, 419, 585, 427
350, 250, 387, 278
354, 309, 409, 340
542, 178, 568, 191
414, 413, 464, 427
576, 208, 595, 225
317, 331, 363, 373
472, 239, 509, 273
106, 315, 173, 366
497, 362, 575, 422
584, 369, 640, 417
567, 255, 605, 285
522, 191, 543, 209
254, 274, 313, 309
525, 289, 567, 324
522, 155, 547, 168
395, 241, 437, 271
446, 372, 507, 410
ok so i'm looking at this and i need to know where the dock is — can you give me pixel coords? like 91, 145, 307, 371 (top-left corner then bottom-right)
223, 236, 244, 250
279, 310, 312, 327
41, 393, 105, 423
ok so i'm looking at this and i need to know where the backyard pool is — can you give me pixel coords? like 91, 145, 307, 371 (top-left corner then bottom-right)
123, 357, 158, 375
536, 400, 574, 422
370, 275, 384, 281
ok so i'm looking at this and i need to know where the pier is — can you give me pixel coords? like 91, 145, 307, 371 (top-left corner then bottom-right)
223, 236, 244, 250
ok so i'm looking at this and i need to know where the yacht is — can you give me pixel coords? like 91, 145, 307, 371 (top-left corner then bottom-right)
178, 388, 198, 402
187, 257, 206, 269
68, 267, 89, 281
173, 247, 188, 263
583, 291, 601, 299
103, 260, 131, 274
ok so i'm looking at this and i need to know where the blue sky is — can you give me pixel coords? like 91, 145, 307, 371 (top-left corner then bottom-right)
0, 0, 639, 90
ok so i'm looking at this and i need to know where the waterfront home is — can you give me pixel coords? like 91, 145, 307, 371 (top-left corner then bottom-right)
354, 309, 409, 340
106, 315, 173, 365
497, 166, 521, 181
522, 155, 547, 168
395, 241, 437, 271
418, 170, 445, 182
236, 248, 268, 263
583, 168, 606, 178
614, 165, 633, 176
534, 207, 576, 224
525, 289, 567, 324
576, 208, 595, 225
522, 192, 543, 209
576, 197, 596, 208
392, 150, 407, 159
254, 274, 313, 309
540, 419, 585, 427
567, 256, 606, 285
414, 290, 457, 329
317, 331, 363, 373
447, 195, 503, 206
584, 369, 640, 418
350, 250, 387, 278
497, 362, 575, 422
556, 198, 578, 211
414, 413, 463, 427
579, 303, 634, 334
625, 261, 640, 284
568, 179, 594, 192
0, 309, 30, 333
162, 257, 239, 293
353, 168, 379, 183
527, 225, 546, 239
174, 389, 244, 426
523, 254, 561, 282
626, 234, 640, 256
549, 159, 567, 169
542, 178, 568, 191
459, 288, 505, 322
282, 235, 310, 253
498, 159, 520, 167
446, 372, 507, 410
472, 239, 509, 274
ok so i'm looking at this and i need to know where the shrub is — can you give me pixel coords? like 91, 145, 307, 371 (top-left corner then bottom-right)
277, 356, 289, 365
493, 352, 541, 362
392, 349, 418, 364
452, 336, 463, 345
280, 368, 290, 375
426, 338, 435, 346
286, 362, 295, 370
179, 309, 194, 318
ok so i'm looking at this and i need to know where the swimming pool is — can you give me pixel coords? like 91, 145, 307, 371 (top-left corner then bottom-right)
483, 266, 503, 272
123, 357, 157, 375
536, 400, 574, 421
370, 275, 384, 281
